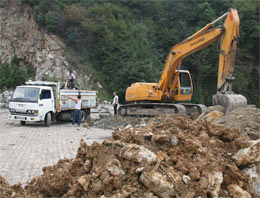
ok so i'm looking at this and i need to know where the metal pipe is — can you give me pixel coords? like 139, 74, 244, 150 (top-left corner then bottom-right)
211, 12, 228, 25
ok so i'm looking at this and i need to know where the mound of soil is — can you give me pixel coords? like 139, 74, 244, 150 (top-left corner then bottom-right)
1, 114, 259, 197
214, 107, 260, 140
0, 176, 25, 198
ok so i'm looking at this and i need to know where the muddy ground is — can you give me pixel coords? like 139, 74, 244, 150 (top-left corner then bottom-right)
1, 107, 260, 198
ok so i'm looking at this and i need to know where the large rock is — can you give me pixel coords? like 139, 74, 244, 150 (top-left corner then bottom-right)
207, 171, 223, 198
0, 91, 12, 103
0, 91, 13, 108
227, 184, 251, 198
140, 170, 178, 198
196, 110, 224, 123
120, 144, 157, 164
207, 105, 225, 113
232, 139, 260, 166
244, 163, 260, 196
106, 159, 125, 177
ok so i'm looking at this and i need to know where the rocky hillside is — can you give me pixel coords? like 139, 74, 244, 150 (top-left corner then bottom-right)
0, 1, 93, 89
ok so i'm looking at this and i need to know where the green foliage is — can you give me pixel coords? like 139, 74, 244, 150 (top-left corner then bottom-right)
234, 0, 260, 62
27, 0, 259, 107
0, 57, 35, 91
245, 68, 260, 107
45, 11, 62, 32
92, 83, 111, 103
44, 73, 58, 82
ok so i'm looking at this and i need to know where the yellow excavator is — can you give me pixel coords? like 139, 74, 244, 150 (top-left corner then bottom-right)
118, 8, 247, 116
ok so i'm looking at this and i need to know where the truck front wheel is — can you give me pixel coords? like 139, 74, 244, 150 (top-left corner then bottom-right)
45, 113, 51, 127
20, 121, 26, 126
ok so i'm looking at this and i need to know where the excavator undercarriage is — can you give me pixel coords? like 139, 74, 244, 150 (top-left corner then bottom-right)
118, 102, 207, 116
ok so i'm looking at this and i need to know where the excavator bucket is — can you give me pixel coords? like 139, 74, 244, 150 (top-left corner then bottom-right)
212, 93, 247, 114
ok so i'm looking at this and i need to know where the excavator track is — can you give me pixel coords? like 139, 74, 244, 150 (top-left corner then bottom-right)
118, 103, 206, 117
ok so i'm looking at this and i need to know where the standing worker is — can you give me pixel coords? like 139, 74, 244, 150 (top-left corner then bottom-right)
67, 95, 82, 126
67, 70, 76, 89
112, 91, 119, 116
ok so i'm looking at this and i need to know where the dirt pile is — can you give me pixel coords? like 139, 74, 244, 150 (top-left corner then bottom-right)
0, 176, 25, 198
1, 114, 260, 197
89, 115, 145, 130
213, 107, 260, 140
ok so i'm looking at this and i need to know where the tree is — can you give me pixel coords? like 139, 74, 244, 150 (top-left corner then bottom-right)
27, 0, 259, 106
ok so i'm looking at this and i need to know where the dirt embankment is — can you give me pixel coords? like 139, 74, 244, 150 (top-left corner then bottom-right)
1, 108, 260, 198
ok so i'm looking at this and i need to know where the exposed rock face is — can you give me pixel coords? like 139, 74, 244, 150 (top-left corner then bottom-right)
0, 1, 92, 89
0, 90, 13, 108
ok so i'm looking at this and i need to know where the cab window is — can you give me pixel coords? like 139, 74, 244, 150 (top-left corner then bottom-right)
41, 90, 51, 99
179, 73, 191, 87
179, 73, 192, 95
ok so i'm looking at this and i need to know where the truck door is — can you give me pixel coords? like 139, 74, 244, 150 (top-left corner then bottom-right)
39, 89, 55, 117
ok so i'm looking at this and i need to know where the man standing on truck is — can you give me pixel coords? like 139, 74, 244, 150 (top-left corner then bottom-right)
67, 70, 76, 89
112, 91, 119, 117
67, 95, 82, 126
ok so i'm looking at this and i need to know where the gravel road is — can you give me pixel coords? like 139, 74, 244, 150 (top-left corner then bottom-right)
0, 109, 113, 186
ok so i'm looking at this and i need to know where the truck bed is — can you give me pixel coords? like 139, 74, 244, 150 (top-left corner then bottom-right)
58, 89, 98, 111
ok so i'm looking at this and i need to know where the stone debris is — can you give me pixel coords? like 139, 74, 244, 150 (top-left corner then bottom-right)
140, 170, 178, 198
213, 107, 260, 140
90, 115, 144, 130
227, 184, 252, 198
196, 110, 224, 123
120, 144, 157, 164
0, 91, 13, 108
1, 108, 260, 197
243, 163, 260, 196
232, 139, 260, 166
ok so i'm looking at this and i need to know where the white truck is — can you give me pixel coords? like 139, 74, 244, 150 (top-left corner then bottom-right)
8, 81, 98, 126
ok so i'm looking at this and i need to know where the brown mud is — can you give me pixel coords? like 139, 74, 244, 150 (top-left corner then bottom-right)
1, 108, 260, 198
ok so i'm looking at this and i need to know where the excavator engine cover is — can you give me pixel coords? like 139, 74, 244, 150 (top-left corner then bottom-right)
212, 93, 247, 114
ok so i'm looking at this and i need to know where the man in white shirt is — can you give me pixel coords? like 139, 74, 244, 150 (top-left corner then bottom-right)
112, 91, 119, 116
67, 70, 76, 89
67, 95, 82, 126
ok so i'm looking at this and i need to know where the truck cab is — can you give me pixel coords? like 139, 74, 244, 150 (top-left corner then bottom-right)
9, 84, 55, 126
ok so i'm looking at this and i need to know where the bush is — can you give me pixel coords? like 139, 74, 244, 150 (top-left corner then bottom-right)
45, 11, 63, 32
0, 57, 35, 91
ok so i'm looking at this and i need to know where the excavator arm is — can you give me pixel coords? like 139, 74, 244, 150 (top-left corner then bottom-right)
158, 9, 239, 94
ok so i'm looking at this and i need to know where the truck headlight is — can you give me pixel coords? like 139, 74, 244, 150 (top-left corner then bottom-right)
9, 108, 16, 112
26, 110, 38, 115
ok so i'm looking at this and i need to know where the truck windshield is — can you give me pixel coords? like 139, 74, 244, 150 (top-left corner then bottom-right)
12, 87, 40, 103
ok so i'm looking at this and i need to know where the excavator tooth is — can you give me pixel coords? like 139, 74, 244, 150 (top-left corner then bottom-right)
212, 94, 247, 114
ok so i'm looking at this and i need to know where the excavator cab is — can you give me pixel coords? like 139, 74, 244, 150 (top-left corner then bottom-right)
172, 70, 193, 101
